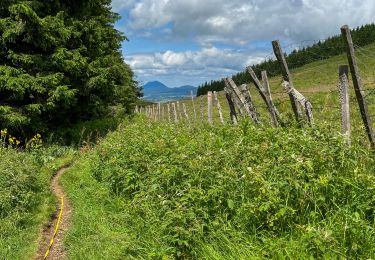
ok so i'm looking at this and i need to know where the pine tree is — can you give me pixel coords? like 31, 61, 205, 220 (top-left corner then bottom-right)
0, 0, 140, 136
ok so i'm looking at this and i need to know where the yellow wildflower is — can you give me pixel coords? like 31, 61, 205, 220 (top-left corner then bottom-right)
0, 129, 7, 137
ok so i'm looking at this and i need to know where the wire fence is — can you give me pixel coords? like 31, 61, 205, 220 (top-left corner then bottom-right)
138, 31, 375, 148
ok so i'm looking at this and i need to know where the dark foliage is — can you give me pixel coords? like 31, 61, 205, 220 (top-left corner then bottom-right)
0, 0, 141, 137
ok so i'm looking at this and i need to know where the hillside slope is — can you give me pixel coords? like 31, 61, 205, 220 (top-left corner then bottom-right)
61, 116, 375, 259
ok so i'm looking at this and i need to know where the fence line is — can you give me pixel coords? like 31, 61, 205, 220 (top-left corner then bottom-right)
136, 25, 375, 150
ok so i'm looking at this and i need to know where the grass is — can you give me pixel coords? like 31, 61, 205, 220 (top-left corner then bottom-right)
158, 43, 375, 146
0, 144, 75, 259
61, 116, 375, 259
2, 41, 375, 259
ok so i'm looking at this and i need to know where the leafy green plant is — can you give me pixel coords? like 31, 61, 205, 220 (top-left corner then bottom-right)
62, 116, 375, 259
0, 133, 75, 259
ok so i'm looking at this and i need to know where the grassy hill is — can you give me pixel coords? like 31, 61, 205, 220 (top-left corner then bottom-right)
2, 36, 375, 260
60, 116, 375, 259
58, 44, 375, 258
158, 43, 375, 147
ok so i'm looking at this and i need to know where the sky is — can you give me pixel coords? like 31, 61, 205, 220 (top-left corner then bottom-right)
111, 0, 375, 88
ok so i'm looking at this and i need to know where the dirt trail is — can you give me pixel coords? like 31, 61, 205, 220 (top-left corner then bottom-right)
35, 166, 72, 260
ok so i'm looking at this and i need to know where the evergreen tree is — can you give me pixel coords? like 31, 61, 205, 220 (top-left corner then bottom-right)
0, 0, 141, 136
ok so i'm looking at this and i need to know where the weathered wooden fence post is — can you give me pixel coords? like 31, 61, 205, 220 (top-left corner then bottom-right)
240, 84, 260, 124
152, 104, 156, 121
207, 91, 213, 124
191, 90, 197, 121
341, 25, 375, 148
247, 67, 280, 127
339, 65, 351, 145
272, 40, 303, 126
213, 91, 225, 124
224, 78, 244, 116
200, 95, 204, 121
226, 78, 249, 115
176, 101, 182, 119
224, 87, 238, 125
158, 103, 161, 121
167, 103, 171, 122
182, 103, 190, 123
161, 104, 165, 121
226, 78, 260, 125
172, 103, 178, 123
282, 81, 314, 127
156, 104, 158, 121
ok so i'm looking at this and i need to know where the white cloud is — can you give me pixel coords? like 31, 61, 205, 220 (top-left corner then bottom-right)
111, 0, 137, 12
112, 0, 375, 86
126, 47, 266, 87
114, 0, 375, 45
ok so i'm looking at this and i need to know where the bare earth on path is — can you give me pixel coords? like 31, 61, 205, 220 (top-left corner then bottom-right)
34, 166, 72, 260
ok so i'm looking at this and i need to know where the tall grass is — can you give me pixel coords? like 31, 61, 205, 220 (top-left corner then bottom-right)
62, 116, 375, 259
0, 143, 75, 259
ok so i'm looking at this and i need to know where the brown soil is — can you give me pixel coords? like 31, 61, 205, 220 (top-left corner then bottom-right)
34, 166, 72, 260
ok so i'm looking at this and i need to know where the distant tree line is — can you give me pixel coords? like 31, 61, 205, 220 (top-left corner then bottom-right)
196, 23, 375, 96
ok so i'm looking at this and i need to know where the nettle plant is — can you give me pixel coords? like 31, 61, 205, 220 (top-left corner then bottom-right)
89, 118, 375, 258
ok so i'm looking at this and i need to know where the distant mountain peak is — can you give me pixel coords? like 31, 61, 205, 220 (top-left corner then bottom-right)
142, 81, 197, 102
143, 81, 169, 90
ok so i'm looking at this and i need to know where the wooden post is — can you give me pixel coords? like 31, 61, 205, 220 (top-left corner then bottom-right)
282, 81, 314, 126
200, 95, 204, 121
167, 103, 171, 122
191, 91, 197, 121
176, 101, 181, 120
261, 71, 282, 126
341, 25, 375, 148
248, 67, 279, 127
213, 91, 225, 124
158, 103, 161, 121
226, 78, 250, 116
161, 104, 165, 121
224, 79, 244, 116
152, 104, 156, 121
182, 103, 190, 123
339, 65, 351, 145
224, 87, 238, 125
240, 84, 260, 124
172, 103, 178, 123
207, 91, 213, 124
226, 78, 260, 125
272, 40, 303, 126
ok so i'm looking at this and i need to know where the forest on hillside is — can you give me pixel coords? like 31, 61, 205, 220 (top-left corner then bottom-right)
197, 23, 375, 96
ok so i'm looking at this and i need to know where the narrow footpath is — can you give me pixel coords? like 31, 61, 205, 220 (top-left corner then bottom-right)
35, 166, 72, 260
